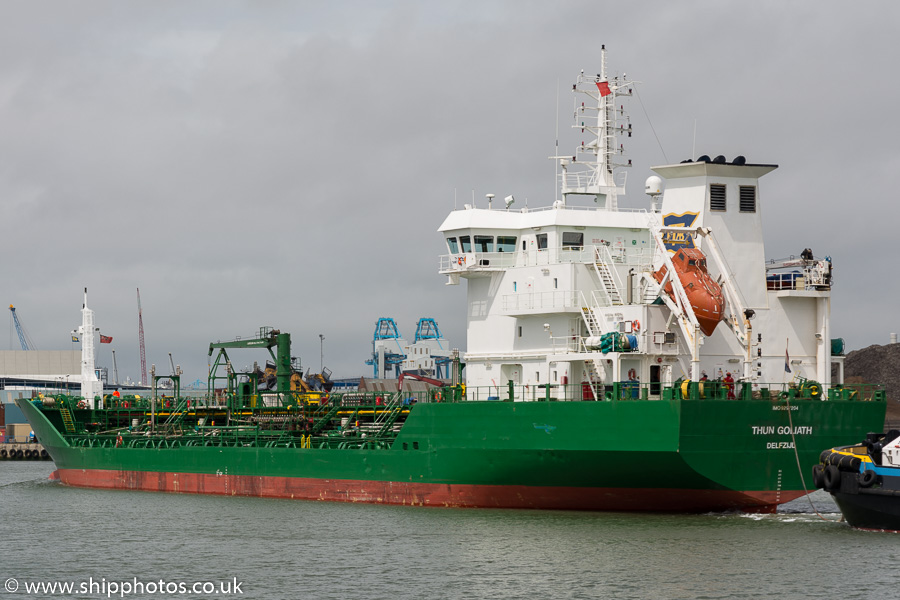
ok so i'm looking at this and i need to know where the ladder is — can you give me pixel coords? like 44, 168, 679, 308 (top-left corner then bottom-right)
309, 405, 340, 435
375, 407, 403, 438
584, 359, 603, 401
593, 246, 624, 306
59, 406, 76, 434
593, 261, 623, 305
581, 305, 602, 338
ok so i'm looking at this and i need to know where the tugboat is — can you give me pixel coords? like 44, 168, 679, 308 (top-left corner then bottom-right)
815, 431, 900, 531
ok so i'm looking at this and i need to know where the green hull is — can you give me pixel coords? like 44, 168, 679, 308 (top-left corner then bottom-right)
18, 396, 885, 512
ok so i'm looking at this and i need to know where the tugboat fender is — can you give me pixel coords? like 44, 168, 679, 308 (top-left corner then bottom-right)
812, 464, 825, 489
823, 464, 842, 491
859, 469, 878, 488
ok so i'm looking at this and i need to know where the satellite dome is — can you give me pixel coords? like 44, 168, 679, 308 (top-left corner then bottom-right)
713, 155, 726, 164
732, 155, 746, 165
645, 175, 663, 196
697, 155, 711, 163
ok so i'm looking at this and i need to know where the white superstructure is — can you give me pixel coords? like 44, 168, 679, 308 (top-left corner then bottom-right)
438, 47, 837, 400
72, 287, 103, 405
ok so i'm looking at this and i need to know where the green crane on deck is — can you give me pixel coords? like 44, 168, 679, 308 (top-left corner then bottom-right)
208, 326, 294, 399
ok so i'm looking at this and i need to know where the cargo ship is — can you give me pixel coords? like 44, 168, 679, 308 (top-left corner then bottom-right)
18, 48, 885, 512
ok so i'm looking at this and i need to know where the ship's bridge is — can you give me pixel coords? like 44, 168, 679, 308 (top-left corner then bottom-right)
438, 205, 652, 281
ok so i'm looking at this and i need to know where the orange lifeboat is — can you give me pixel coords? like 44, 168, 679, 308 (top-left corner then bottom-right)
653, 247, 725, 336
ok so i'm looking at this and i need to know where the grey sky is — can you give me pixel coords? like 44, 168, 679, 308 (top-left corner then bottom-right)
2, 1, 898, 383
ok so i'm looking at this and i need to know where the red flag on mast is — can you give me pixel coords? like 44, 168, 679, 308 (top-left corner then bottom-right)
100, 334, 113, 344
596, 81, 612, 97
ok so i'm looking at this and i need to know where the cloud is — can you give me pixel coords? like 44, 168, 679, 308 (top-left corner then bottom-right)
1, 1, 898, 383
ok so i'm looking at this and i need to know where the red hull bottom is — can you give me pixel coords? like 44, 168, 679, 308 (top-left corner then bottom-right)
52, 469, 804, 513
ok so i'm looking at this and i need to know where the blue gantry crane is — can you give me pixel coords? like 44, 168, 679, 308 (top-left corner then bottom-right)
9, 304, 36, 350
413, 318, 452, 378
365, 317, 407, 378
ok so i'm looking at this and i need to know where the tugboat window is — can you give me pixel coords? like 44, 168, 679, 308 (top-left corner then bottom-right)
447, 237, 459, 253
537, 234, 548, 250
474, 235, 494, 252
562, 232, 584, 250
459, 235, 472, 252
710, 184, 726, 211
497, 236, 517, 252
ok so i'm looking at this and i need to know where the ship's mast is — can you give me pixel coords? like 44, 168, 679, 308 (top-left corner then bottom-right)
555, 45, 634, 209
73, 288, 103, 405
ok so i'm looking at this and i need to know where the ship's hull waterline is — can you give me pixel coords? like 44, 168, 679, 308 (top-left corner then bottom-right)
21, 396, 884, 513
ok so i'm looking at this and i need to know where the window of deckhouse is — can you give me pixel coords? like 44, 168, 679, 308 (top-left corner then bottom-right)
562, 232, 583, 250
473, 236, 494, 252
447, 237, 459, 253
497, 236, 517, 252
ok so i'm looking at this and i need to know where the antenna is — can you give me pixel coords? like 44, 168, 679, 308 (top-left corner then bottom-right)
555, 78, 560, 204
692, 119, 697, 160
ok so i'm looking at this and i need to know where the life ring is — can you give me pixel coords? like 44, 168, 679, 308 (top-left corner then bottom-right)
115, 434, 123, 448
627, 368, 637, 380
633, 319, 640, 332
122, 401, 129, 409
823, 464, 841, 491
77, 400, 87, 409
434, 391, 442, 402
859, 469, 878, 488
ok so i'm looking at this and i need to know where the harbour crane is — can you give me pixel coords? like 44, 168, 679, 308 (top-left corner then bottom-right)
9, 305, 35, 350
137, 288, 147, 385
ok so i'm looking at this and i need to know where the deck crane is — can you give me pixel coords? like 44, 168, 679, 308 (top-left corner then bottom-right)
9, 305, 35, 350
137, 288, 147, 385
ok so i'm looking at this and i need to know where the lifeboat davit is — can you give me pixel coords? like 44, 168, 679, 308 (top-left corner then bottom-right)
653, 247, 725, 336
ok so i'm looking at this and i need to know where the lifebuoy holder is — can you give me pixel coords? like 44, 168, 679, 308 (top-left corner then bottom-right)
627, 368, 637, 380
632, 319, 640, 332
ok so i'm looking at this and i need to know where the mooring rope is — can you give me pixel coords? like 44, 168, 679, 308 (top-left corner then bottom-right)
785, 397, 839, 522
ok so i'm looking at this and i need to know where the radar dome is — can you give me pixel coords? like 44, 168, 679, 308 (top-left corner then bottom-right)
645, 175, 663, 196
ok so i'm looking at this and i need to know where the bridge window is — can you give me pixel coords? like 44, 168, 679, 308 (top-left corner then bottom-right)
562, 232, 584, 250
537, 234, 548, 250
459, 235, 472, 252
497, 236, 517, 252
710, 184, 726, 211
739, 186, 757, 213
474, 235, 494, 252
447, 237, 459, 253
